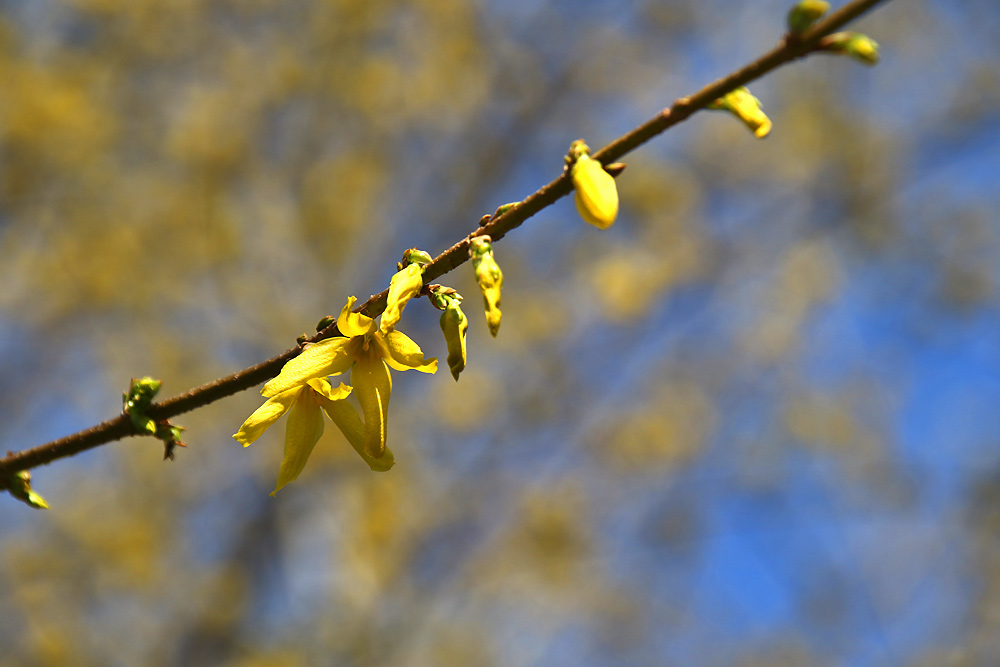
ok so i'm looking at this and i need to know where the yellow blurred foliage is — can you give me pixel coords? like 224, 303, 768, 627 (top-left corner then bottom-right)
743, 239, 840, 362
591, 380, 714, 472
0, 59, 114, 168
486, 483, 593, 590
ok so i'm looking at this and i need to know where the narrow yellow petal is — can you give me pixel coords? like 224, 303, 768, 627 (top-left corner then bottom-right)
323, 398, 395, 472
380, 263, 424, 336
262, 337, 353, 397
233, 387, 302, 447
571, 154, 619, 229
272, 389, 326, 494
376, 330, 438, 374
351, 350, 392, 459
337, 296, 376, 338
306, 377, 352, 402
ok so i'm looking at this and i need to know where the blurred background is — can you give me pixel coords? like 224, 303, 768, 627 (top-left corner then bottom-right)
1, 0, 998, 665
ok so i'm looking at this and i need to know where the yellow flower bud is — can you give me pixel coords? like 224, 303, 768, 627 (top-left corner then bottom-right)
470, 236, 503, 337
568, 140, 618, 229
787, 0, 829, 35
440, 302, 469, 381
708, 87, 772, 139
3, 470, 49, 509
427, 285, 469, 380
824, 32, 879, 65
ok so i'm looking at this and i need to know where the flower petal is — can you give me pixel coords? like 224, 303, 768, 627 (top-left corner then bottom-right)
380, 263, 424, 336
337, 296, 376, 338
233, 387, 302, 447
307, 377, 352, 402
262, 337, 353, 397
323, 398, 395, 472
272, 389, 326, 494
571, 154, 618, 229
352, 350, 392, 459
377, 330, 438, 374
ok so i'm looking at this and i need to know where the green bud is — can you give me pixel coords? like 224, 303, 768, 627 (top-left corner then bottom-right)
787, 0, 829, 35
3, 471, 49, 509
565, 139, 591, 167
469, 235, 493, 259
123, 376, 162, 435
603, 163, 627, 178
128, 377, 161, 403
823, 32, 880, 65
401, 247, 434, 268
316, 315, 335, 331
493, 202, 519, 217
428, 284, 460, 311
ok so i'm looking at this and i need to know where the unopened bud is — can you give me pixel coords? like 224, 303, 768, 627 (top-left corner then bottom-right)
3, 471, 49, 509
470, 236, 504, 337
123, 376, 162, 435
708, 87, 772, 139
787, 0, 829, 35
440, 301, 469, 381
823, 32, 879, 65
568, 140, 619, 229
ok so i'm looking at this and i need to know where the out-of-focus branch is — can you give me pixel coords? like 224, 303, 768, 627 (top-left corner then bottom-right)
0, 0, 893, 478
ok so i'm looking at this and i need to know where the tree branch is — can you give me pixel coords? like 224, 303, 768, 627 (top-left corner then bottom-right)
0, 0, 893, 478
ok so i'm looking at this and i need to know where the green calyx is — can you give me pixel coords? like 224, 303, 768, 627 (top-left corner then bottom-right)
399, 247, 434, 270
469, 235, 493, 259
564, 139, 591, 168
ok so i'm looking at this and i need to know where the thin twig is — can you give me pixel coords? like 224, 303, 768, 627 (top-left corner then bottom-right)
0, 0, 893, 477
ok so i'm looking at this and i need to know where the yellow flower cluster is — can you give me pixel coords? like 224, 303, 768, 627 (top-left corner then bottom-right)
235, 294, 436, 493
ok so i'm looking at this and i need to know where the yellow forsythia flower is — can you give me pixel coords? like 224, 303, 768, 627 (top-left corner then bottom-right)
708, 87, 772, 139
260, 297, 437, 460
234, 376, 371, 494
568, 139, 618, 229
470, 236, 503, 337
